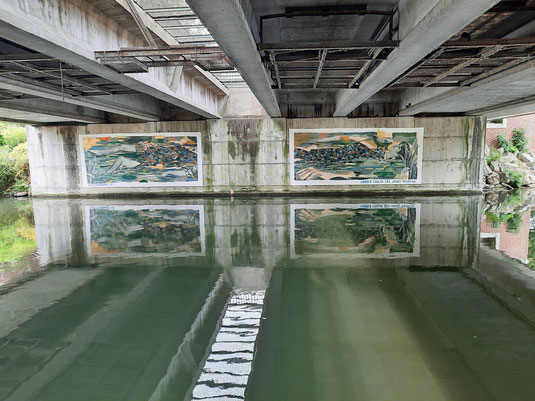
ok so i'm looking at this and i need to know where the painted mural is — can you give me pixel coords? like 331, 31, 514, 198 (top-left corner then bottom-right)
86, 205, 205, 256
291, 204, 420, 258
81, 133, 202, 186
290, 128, 423, 185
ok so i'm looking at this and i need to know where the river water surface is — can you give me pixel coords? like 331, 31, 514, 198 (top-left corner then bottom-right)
1, 194, 535, 401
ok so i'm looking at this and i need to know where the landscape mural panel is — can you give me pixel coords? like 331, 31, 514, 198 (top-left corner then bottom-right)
291, 128, 423, 185
81, 133, 202, 186
86, 205, 205, 256
291, 203, 420, 258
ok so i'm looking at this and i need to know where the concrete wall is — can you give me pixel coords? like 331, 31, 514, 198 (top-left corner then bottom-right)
28, 115, 485, 196
32, 196, 481, 270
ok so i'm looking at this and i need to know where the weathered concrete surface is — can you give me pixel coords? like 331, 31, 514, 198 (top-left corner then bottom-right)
0, 99, 106, 124
28, 114, 485, 196
400, 60, 535, 116
186, 0, 281, 117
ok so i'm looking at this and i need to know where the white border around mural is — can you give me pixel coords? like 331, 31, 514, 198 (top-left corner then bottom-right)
79, 132, 203, 187
289, 128, 424, 185
290, 203, 421, 259
84, 204, 206, 258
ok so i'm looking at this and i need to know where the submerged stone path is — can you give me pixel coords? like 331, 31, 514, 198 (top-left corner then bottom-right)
191, 290, 265, 401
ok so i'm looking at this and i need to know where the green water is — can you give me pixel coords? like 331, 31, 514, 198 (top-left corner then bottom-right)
1, 195, 535, 401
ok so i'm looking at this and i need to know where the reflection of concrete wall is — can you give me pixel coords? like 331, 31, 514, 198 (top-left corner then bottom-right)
288, 196, 481, 269
0, 267, 227, 401
33, 198, 73, 266
28, 116, 484, 196
480, 211, 530, 263
33, 198, 215, 268
398, 267, 535, 401
33, 196, 481, 271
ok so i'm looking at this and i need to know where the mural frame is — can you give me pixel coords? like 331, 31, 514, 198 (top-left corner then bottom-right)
290, 203, 421, 259
84, 204, 206, 258
79, 132, 203, 187
289, 128, 424, 185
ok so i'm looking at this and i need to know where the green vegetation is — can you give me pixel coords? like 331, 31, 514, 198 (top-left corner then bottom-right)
495, 127, 529, 155
486, 148, 502, 164
528, 233, 535, 270
506, 168, 525, 188
529, 211, 535, 270
512, 128, 528, 153
502, 189, 525, 208
497, 134, 518, 154
485, 211, 523, 233
0, 122, 29, 195
0, 200, 35, 263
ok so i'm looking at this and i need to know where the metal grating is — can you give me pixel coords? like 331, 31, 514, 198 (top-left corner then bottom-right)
0, 53, 136, 97
389, 39, 535, 89
261, 41, 398, 90
130, 0, 247, 89
95, 46, 235, 74
258, 5, 398, 90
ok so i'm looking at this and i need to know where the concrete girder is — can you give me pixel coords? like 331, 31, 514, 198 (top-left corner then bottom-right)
484, 99, 535, 120
0, 98, 106, 124
0, 0, 221, 119
113, 0, 182, 47
104, 1, 231, 95
0, 77, 161, 121
186, 0, 281, 117
333, 0, 501, 116
398, 60, 535, 116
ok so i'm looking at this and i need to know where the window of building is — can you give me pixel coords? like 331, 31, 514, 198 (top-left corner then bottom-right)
487, 118, 507, 128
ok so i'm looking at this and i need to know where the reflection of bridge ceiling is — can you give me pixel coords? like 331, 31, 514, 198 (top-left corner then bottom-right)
0, 267, 229, 401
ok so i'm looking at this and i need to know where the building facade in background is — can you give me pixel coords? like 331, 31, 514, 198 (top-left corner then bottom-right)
487, 114, 535, 153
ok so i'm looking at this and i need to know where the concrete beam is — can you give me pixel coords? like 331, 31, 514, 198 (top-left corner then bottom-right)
0, 98, 106, 124
0, 0, 220, 119
333, 0, 501, 116
484, 100, 535, 120
110, 0, 228, 108
0, 76, 161, 121
505, 19, 535, 38
186, 0, 281, 117
399, 60, 535, 115
113, 0, 183, 47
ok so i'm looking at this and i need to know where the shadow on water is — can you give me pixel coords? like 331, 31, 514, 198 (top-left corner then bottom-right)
1, 194, 535, 400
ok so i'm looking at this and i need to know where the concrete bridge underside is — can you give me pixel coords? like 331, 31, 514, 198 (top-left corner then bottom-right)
188, 0, 535, 119
0, 1, 532, 122
0, 0, 232, 124
0, 0, 533, 195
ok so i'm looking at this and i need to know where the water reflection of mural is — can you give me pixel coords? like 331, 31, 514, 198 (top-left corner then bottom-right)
290, 128, 423, 185
80, 133, 202, 186
86, 205, 205, 256
291, 204, 420, 258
